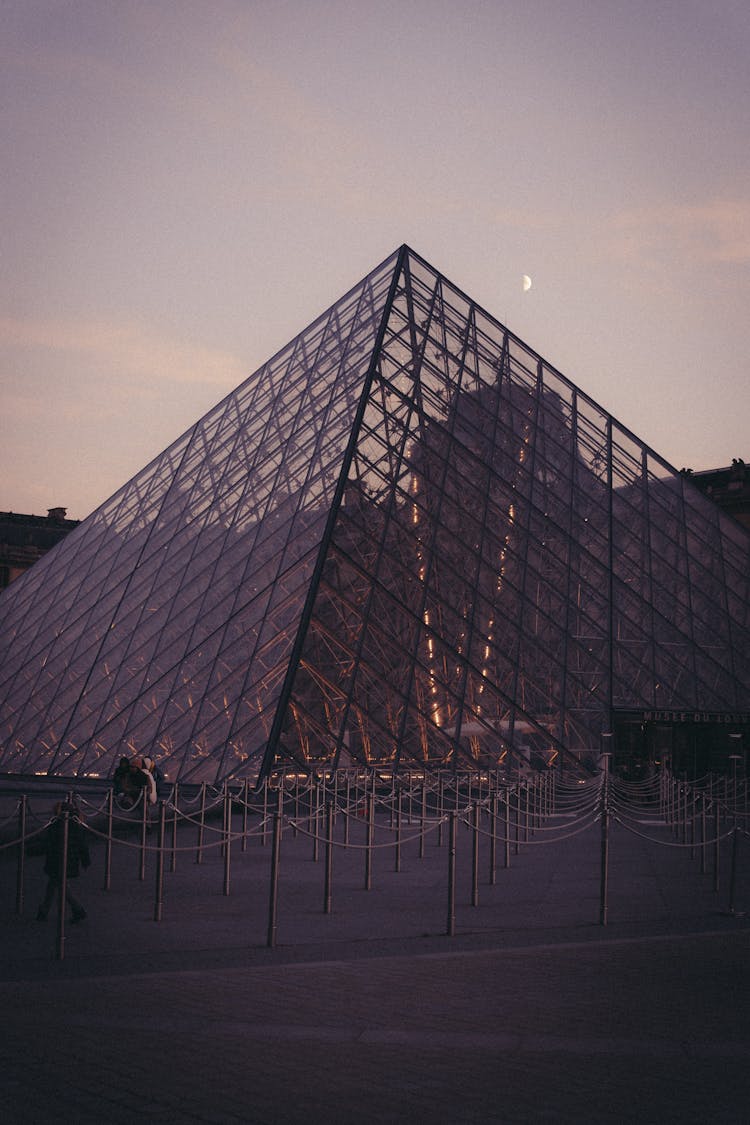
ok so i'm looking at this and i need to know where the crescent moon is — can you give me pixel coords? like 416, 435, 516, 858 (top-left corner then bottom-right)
522, 275, 532, 292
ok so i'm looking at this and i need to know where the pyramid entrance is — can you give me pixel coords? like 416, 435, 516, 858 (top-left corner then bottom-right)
0, 246, 747, 783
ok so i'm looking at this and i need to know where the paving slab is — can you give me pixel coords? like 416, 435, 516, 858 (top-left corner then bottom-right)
2, 788, 749, 1123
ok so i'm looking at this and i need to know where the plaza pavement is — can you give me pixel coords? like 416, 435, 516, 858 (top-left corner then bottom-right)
2, 789, 749, 1123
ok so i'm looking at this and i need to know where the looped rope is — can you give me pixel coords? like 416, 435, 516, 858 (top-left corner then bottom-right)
612, 812, 739, 849
462, 807, 601, 845
287, 813, 447, 851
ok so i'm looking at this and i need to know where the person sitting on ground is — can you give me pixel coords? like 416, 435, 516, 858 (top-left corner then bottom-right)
113, 755, 134, 801
143, 755, 167, 798
143, 755, 164, 784
132, 756, 157, 805
36, 801, 91, 923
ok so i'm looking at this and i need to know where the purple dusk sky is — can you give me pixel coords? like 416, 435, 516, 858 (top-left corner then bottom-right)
1, 0, 748, 520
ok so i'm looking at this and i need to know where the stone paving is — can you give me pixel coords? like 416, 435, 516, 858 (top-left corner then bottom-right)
2, 787, 749, 1123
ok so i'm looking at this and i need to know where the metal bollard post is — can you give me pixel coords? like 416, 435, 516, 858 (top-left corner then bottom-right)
221, 781, 229, 859
56, 811, 70, 962
15, 795, 27, 915
104, 788, 113, 891
343, 779, 351, 847
242, 779, 249, 853
324, 801, 334, 915
438, 776, 445, 847
139, 792, 148, 881
727, 827, 741, 916
503, 788, 510, 869
365, 793, 374, 891
489, 795, 497, 886
395, 788, 402, 873
514, 787, 520, 856
680, 783, 687, 846
599, 778, 610, 926
471, 802, 479, 907
223, 785, 232, 897
267, 810, 281, 948
446, 810, 457, 937
154, 800, 166, 921
196, 782, 206, 864
170, 785, 179, 874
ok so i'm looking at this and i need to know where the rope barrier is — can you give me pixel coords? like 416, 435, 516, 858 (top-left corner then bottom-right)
80, 818, 235, 855
0, 809, 23, 830
287, 814, 446, 851
72, 792, 112, 816
611, 814, 738, 848
464, 809, 602, 846
5, 767, 747, 944
0, 819, 51, 852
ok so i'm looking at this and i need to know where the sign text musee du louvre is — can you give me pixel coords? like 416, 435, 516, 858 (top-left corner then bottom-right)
642, 711, 749, 725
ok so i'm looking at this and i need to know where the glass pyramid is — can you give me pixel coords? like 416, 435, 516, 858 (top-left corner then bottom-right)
1, 246, 748, 783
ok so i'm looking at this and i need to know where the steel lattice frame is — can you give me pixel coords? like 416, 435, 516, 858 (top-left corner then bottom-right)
0, 246, 748, 783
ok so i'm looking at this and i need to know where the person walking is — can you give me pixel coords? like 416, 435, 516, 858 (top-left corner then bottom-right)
36, 801, 91, 923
